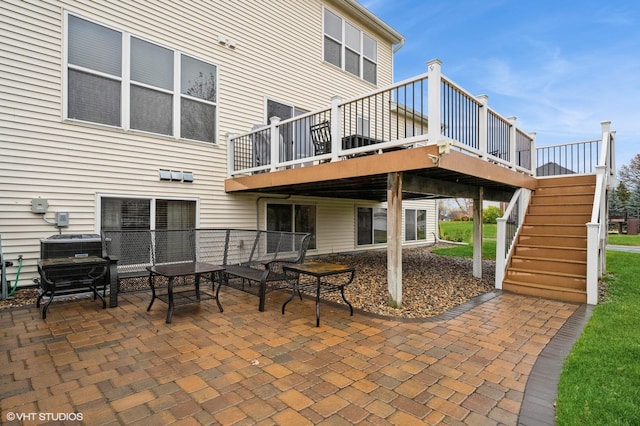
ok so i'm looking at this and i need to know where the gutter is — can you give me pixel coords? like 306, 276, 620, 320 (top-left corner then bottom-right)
393, 37, 405, 54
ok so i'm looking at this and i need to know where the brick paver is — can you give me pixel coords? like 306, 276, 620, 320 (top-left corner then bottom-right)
0, 287, 580, 424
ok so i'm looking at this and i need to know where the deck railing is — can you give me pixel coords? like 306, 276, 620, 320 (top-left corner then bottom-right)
228, 59, 536, 177
495, 188, 531, 288
536, 139, 602, 176
586, 121, 615, 304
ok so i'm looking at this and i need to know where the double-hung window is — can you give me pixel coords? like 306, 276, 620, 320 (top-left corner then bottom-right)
66, 14, 217, 143
323, 8, 377, 85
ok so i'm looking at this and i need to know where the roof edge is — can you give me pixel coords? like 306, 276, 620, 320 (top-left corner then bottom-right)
332, 0, 405, 45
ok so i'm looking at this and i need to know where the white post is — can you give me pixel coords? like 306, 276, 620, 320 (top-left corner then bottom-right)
495, 217, 506, 288
529, 132, 537, 175
330, 96, 342, 162
477, 95, 488, 157
269, 116, 280, 171
227, 132, 236, 177
507, 116, 517, 167
473, 188, 483, 278
596, 164, 607, 279
520, 189, 531, 220
426, 59, 442, 145
586, 223, 599, 305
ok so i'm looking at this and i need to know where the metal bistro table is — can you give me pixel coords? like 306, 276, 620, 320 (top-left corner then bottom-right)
282, 262, 355, 327
146, 262, 225, 324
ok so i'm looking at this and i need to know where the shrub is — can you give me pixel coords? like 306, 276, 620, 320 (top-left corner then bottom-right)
483, 206, 502, 224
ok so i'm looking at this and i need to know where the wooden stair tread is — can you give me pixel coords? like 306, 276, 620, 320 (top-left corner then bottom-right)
516, 243, 586, 251
527, 212, 589, 215
502, 279, 586, 294
508, 267, 585, 279
511, 255, 586, 265
523, 222, 585, 225
518, 234, 586, 240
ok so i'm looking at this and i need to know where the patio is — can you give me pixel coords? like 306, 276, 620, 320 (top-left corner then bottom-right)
0, 283, 584, 424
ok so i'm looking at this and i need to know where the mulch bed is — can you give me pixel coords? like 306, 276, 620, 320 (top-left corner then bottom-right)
0, 244, 495, 319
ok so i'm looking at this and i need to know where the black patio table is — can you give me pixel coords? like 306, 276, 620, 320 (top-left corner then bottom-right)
146, 262, 224, 323
282, 262, 355, 327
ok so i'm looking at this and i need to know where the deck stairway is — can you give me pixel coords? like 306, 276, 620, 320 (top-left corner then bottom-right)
502, 175, 596, 304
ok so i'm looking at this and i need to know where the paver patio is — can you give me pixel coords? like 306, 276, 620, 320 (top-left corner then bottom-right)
0, 285, 581, 425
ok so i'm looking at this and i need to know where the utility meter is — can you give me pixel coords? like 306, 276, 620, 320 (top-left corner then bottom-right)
55, 212, 70, 227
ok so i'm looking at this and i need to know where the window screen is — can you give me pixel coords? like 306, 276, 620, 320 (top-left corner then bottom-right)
324, 37, 341, 67
181, 55, 217, 102
68, 69, 121, 126
66, 15, 218, 143
324, 9, 342, 41
181, 98, 216, 142
131, 37, 173, 89
68, 15, 122, 76
130, 85, 172, 135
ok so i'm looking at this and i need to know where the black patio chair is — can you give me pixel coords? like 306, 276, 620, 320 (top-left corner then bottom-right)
310, 120, 331, 156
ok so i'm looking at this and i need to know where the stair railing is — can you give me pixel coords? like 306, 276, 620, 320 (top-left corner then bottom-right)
586, 121, 616, 304
496, 188, 531, 288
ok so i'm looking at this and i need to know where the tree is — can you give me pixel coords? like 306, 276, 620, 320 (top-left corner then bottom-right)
616, 181, 631, 210
608, 188, 623, 214
618, 154, 640, 189
628, 183, 640, 219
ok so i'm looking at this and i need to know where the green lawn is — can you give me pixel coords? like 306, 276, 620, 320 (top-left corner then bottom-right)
438, 221, 496, 242
432, 240, 496, 260
435, 221, 496, 259
607, 233, 640, 246
555, 251, 640, 425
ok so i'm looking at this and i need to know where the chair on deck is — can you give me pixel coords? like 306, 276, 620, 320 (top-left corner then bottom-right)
310, 120, 331, 157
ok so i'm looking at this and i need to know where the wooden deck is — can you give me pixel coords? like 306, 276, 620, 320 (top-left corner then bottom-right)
225, 145, 537, 202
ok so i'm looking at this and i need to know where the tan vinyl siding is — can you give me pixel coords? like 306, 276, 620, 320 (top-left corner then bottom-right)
0, 0, 420, 283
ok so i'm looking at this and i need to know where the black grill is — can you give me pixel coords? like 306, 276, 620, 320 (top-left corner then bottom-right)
37, 234, 109, 319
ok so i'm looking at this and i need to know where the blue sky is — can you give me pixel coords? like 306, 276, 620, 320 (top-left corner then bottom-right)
361, 0, 639, 170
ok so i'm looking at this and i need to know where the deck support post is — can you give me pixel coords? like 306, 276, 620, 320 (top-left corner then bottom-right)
473, 187, 484, 278
387, 172, 403, 308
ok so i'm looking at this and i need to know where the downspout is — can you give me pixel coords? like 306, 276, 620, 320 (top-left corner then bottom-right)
256, 195, 291, 230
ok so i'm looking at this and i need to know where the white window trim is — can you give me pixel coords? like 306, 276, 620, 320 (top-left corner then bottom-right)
356, 205, 387, 246
404, 208, 429, 242
63, 11, 219, 144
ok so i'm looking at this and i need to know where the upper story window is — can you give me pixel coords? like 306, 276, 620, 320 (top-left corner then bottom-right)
65, 14, 217, 143
323, 8, 377, 85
